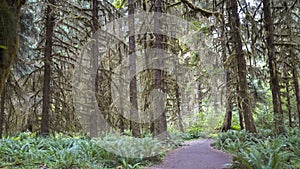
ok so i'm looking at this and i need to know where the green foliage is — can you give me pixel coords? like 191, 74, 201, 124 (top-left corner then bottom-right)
213, 128, 300, 169
0, 132, 174, 169
253, 100, 274, 130
0, 45, 7, 49
94, 133, 165, 159
181, 112, 213, 140
184, 127, 208, 140
112, 0, 125, 10
230, 125, 241, 131
192, 21, 209, 33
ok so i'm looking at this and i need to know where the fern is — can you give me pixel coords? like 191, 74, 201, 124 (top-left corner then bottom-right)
213, 128, 300, 169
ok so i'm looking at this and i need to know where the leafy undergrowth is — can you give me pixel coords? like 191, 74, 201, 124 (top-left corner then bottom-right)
213, 128, 300, 169
182, 128, 209, 140
0, 132, 182, 169
169, 125, 212, 141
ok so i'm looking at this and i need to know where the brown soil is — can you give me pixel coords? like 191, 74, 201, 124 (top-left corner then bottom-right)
148, 139, 232, 169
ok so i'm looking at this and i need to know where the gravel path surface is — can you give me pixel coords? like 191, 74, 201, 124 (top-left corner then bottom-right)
148, 139, 232, 169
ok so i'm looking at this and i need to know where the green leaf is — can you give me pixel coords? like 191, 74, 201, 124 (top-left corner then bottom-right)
0, 45, 8, 50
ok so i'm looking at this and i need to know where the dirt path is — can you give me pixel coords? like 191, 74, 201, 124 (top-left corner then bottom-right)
148, 139, 232, 169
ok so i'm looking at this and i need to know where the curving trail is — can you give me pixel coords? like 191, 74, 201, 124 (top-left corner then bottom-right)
148, 139, 232, 169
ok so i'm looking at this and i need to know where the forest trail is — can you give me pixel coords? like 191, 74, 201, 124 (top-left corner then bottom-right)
148, 139, 232, 169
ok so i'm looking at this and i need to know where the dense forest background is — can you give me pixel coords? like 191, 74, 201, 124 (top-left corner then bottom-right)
1, 0, 299, 136
1, 0, 300, 168
0, 0, 300, 136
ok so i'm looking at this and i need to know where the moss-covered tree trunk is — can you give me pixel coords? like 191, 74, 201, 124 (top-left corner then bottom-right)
263, 0, 285, 134
228, 0, 256, 133
221, 72, 233, 131
221, 1, 232, 131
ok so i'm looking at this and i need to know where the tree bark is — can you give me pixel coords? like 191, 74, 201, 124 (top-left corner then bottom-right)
128, 0, 141, 137
292, 67, 300, 128
228, 0, 256, 133
285, 75, 292, 127
221, 2, 232, 131
41, 0, 55, 135
153, 0, 168, 139
237, 87, 244, 130
176, 85, 184, 132
118, 47, 125, 133
89, 0, 99, 137
263, 0, 285, 134
0, 81, 6, 138
0, 0, 22, 96
288, 17, 299, 129
221, 72, 233, 131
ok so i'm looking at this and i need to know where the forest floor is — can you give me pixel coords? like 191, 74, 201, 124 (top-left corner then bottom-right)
148, 139, 232, 169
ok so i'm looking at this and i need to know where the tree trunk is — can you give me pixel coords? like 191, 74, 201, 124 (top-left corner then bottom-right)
228, 0, 256, 133
41, 0, 55, 135
197, 83, 203, 114
284, 67, 293, 127
292, 67, 300, 128
263, 0, 285, 134
221, 3, 232, 131
128, 0, 141, 137
0, 0, 22, 96
237, 88, 244, 130
54, 91, 60, 132
153, 0, 168, 139
221, 72, 233, 131
0, 81, 6, 138
118, 47, 125, 133
176, 85, 184, 132
288, 20, 299, 129
89, 0, 99, 137
285, 75, 292, 127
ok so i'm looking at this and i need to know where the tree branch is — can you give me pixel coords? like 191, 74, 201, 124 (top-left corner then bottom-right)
181, 0, 220, 17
